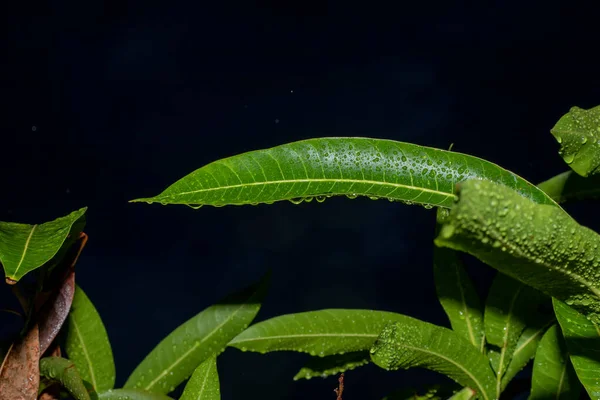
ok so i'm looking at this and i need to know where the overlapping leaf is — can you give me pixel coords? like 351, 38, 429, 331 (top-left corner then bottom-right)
537, 170, 600, 203
0, 207, 87, 283
98, 389, 173, 400
131, 138, 555, 209
293, 351, 370, 380
180, 356, 220, 400
39, 356, 91, 400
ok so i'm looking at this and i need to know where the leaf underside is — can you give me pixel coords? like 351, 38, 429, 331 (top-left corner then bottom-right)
293, 351, 370, 380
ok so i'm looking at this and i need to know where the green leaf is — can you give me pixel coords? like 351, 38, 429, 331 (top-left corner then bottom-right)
434, 179, 600, 324
98, 389, 174, 400
228, 309, 416, 356
530, 324, 581, 400
551, 105, 600, 177
39, 356, 91, 400
293, 351, 370, 380
180, 356, 220, 400
0, 207, 87, 283
370, 321, 496, 400
130, 138, 556, 209
381, 384, 459, 400
553, 298, 600, 399
124, 273, 269, 394
537, 170, 600, 203
448, 387, 476, 400
66, 285, 116, 392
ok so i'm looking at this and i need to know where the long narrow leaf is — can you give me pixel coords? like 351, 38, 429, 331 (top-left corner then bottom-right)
293, 351, 370, 380
39, 356, 91, 400
98, 389, 174, 400
381, 384, 459, 400
180, 356, 220, 400
537, 171, 600, 203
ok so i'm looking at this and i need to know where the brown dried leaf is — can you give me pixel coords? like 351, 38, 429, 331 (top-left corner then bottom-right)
37, 270, 75, 355
0, 324, 40, 400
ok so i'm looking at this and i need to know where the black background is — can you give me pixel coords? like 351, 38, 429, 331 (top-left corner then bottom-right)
2, 1, 600, 399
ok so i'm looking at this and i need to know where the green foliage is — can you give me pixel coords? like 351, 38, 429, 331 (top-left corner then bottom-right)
98, 389, 174, 400
180, 356, 220, 400
293, 351, 369, 380
39, 356, 90, 400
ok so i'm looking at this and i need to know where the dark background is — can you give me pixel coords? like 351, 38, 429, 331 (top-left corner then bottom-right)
2, 1, 600, 399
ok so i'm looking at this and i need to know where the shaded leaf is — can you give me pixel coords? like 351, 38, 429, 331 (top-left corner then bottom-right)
66, 284, 115, 392
537, 170, 600, 203
553, 298, 600, 399
180, 356, 220, 400
551, 105, 600, 177
98, 389, 173, 400
124, 273, 269, 394
448, 387, 476, 400
293, 351, 370, 380
370, 321, 496, 400
530, 324, 581, 400
0, 208, 87, 283
39, 356, 91, 400
381, 384, 458, 400
0, 323, 40, 399
38, 270, 75, 355
434, 179, 600, 324
131, 138, 555, 209
229, 309, 416, 356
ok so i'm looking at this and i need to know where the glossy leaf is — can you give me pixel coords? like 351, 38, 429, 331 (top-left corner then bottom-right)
530, 324, 581, 400
448, 388, 476, 400
434, 179, 600, 324
293, 351, 369, 380
38, 270, 75, 355
551, 105, 600, 177
98, 389, 173, 400
131, 138, 556, 209
180, 356, 220, 400
66, 285, 115, 392
229, 309, 416, 356
124, 274, 268, 394
0, 323, 40, 399
537, 170, 600, 203
0, 207, 87, 283
39, 357, 90, 400
370, 321, 496, 400
553, 298, 600, 399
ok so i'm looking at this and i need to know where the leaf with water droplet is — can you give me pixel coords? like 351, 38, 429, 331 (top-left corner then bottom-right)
98, 389, 174, 400
180, 356, 220, 400
551, 105, 600, 177
293, 351, 369, 380
537, 170, 600, 204
380, 384, 460, 400
39, 356, 91, 400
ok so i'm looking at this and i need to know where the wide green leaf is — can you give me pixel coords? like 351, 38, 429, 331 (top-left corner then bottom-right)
530, 324, 581, 400
180, 356, 220, 400
66, 285, 116, 392
0, 207, 87, 283
98, 389, 174, 400
228, 309, 416, 356
370, 321, 496, 400
553, 298, 600, 399
293, 351, 370, 380
131, 138, 556, 209
434, 179, 600, 324
537, 170, 600, 203
39, 356, 91, 400
124, 274, 268, 394
551, 105, 600, 177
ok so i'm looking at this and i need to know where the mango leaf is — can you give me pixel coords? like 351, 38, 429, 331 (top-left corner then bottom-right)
530, 324, 581, 400
293, 351, 370, 380
0, 207, 87, 284
434, 179, 600, 324
551, 105, 600, 177
381, 384, 459, 400
124, 273, 269, 394
130, 138, 556, 209
228, 309, 416, 356
180, 356, 220, 400
553, 298, 600, 399
38, 270, 75, 355
98, 389, 173, 400
0, 323, 40, 399
370, 321, 496, 400
448, 388, 476, 400
537, 170, 600, 203
39, 356, 91, 400
66, 285, 115, 392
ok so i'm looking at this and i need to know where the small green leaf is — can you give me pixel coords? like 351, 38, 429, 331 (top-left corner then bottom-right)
370, 321, 496, 400
0, 208, 87, 283
98, 389, 174, 400
131, 138, 556, 209
551, 105, 600, 177
434, 179, 600, 324
180, 356, 220, 400
530, 324, 581, 400
448, 387, 476, 400
293, 351, 369, 380
537, 171, 600, 203
228, 309, 416, 356
39, 356, 91, 400
381, 384, 459, 400
553, 298, 600, 399
124, 273, 268, 394
66, 285, 116, 392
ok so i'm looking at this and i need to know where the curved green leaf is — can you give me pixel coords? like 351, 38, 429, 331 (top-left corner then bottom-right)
553, 298, 600, 399
228, 309, 416, 356
98, 389, 173, 400
530, 324, 581, 400
381, 384, 459, 400
180, 356, 220, 400
537, 171, 600, 203
124, 273, 268, 394
434, 179, 600, 324
131, 138, 556, 209
66, 285, 115, 392
551, 105, 600, 177
370, 321, 496, 400
39, 356, 91, 400
293, 351, 370, 380
0, 207, 87, 283
448, 388, 476, 400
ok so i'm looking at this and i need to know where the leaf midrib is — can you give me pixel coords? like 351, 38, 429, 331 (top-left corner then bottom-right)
70, 314, 98, 389
11, 224, 37, 278
231, 332, 378, 346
